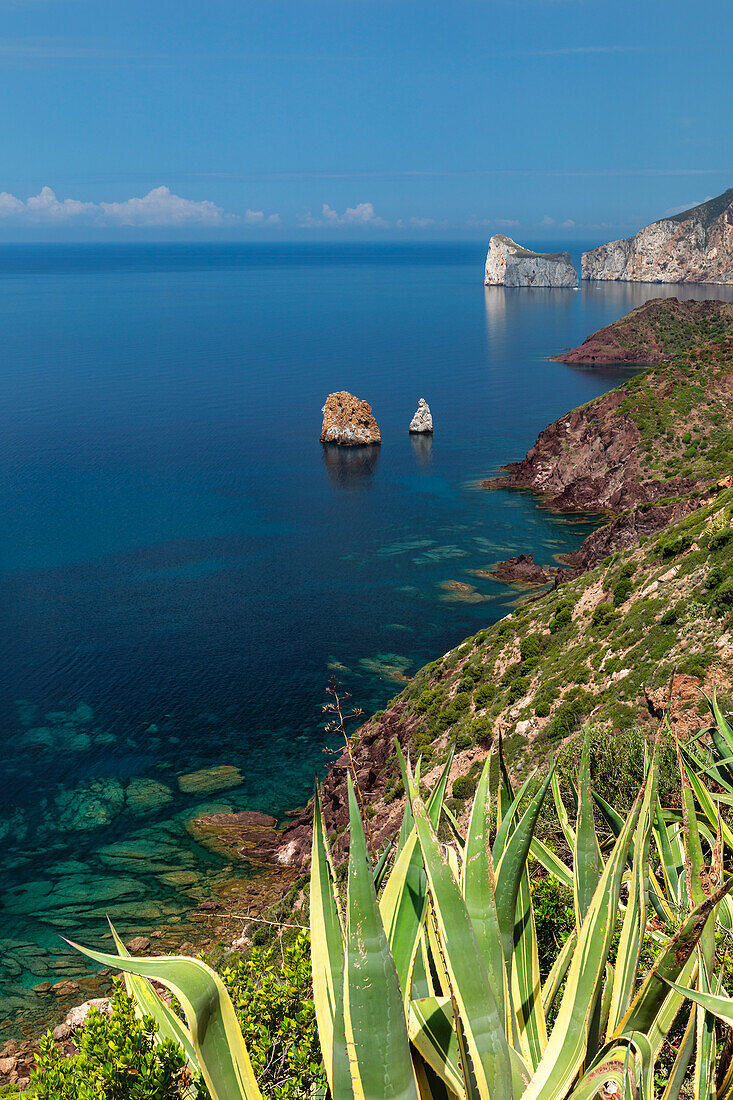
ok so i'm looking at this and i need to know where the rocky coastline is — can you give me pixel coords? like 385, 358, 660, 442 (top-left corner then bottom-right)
582, 188, 733, 284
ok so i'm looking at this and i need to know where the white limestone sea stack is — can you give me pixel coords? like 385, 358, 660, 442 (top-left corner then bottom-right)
409, 398, 433, 434
484, 235, 579, 288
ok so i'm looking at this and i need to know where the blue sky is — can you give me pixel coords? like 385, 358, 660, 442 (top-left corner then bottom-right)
0, 0, 731, 241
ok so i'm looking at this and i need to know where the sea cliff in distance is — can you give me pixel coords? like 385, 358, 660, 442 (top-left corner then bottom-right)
582, 188, 733, 284
484, 234, 578, 287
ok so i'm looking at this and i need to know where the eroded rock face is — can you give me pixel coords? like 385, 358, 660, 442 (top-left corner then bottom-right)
582, 188, 733, 283
409, 398, 433, 433
484, 235, 578, 288
320, 392, 381, 446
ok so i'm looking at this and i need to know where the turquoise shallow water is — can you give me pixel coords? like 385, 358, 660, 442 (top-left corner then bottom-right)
2, 241, 733, 1028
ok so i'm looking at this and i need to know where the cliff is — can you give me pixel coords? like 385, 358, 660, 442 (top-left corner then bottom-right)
582, 188, 733, 283
276, 310, 733, 867
484, 235, 578, 288
552, 297, 733, 366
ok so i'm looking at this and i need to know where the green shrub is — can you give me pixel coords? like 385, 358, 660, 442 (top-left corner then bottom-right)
542, 690, 596, 741
452, 775, 478, 800
474, 683, 497, 708
220, 931, 326, 1100
612, 577, 634, 607
453, 691, 471, 713
531, 877, 575, 980
507, 676, 531, 703
660, 605, 681, 625
592, 602, 616, 627
534, 700, 552, 718
455, 732, 472, 751
520, 634, 543, 663
31, 988, 189, 1099
656, 532, 694, 559
708, 527, 733, 552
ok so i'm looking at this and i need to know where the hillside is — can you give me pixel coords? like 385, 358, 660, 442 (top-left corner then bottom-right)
277, 301, 733, 866
582, 187, 733, 283
551, 297, 733, 366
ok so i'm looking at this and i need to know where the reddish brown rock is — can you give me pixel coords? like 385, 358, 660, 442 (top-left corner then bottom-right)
552, 298, 733, 366
320, 392, 381, 446
485, 553, 552, 585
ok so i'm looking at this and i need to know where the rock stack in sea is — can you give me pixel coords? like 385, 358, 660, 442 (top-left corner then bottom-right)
320, 392, 381, 446
484, 235, 578, 288
409, 398, 433, 434
582, 188, 733, 284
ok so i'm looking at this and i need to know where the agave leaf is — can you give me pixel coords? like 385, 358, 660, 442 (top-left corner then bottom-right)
592, 788, 671, 922
610, 875, 733, 1039
443, 803, 465, 850
659, 1006, 696, 1100
510, 860, 547, 1069
410, 773, 513, 1100
574, 737, 602, 928
409, 996, 465, 1097
540, 928, 576, 1017
460, 755, 507, 1025
492, 769, 538, 861
310, 784, 345, 1093
494, 767, 554, 972
692, 954, 717, 1100
66, 941, 263, 1100
528, 837, 573, 889
653, 798, 684, 905
427, 747, 455, 828
551, 772, 576, 851
606, 751, 657, 1037
107, 921, 200, 1072
519, 782, 643, 1100
373, 835, 397, 892
343, 777, 419, 1100
396, 741, 416, 855
678, 749, 733, 850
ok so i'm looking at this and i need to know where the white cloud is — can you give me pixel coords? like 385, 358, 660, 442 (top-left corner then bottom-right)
495, 217, 520, 228
301, 201, 388, 228
662, 197, 712, 217
541, 215, 555, 226
559, 218, 576, 228
244, 208, 280, 225
0, 185, 277, 227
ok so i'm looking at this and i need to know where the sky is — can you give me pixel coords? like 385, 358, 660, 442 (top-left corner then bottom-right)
0, 0, 731, 241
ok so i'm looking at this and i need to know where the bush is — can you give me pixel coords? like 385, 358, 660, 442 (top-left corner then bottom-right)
660, 605, 681, 625
507, 676, 531, 703
31, 988, 189, 1099
592, 602, 615, 627
520, 634, 542, 663
612, 577, 634, 607
708, 527, 733, 552
220, 932, 326, 1100
474, 683, 497, 708
531, 877, 575, 980
452, 775, 478, 800
656, 532, 694, 559
542, 690, 596, 741
453, 691, 471, 713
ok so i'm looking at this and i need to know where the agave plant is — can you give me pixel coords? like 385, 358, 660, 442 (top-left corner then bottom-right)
310, 733, 733, 1100
67, 702, 733, 1100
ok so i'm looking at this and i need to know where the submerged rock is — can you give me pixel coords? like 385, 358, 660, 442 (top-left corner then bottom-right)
409, 398, 433, 434
178, 765, 244, 795
484, 235, 578, 288
320, 392, 381, 446
54, 779, 124, 831
125, 777, 174, 815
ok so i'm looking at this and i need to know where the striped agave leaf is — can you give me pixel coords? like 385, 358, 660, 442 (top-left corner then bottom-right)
573, 738, 602, 929
67, 940, 263, 1100
519, 780, 644, 1100
605, 748, 657, 1037
342, 776, 419, 1100
108, 920, 200, 1073
309, 784, 345, 1093
409, 767, 513, 1100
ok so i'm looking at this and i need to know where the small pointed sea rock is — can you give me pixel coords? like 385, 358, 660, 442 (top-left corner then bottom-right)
409, 397, 433, 434
320, 391, 381, 446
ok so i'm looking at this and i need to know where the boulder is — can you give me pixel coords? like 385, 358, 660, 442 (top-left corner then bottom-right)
125, 936, 151, 954
409, 398, 433, 434
320, 392, 381, 446
65, 999, 111, 1029
484, 236, 578, 288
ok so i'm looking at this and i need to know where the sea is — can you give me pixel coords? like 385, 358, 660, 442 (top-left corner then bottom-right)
2, 240, 733, 1029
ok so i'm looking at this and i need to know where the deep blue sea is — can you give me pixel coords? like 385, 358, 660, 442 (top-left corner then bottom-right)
2, 241, 733, 1026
